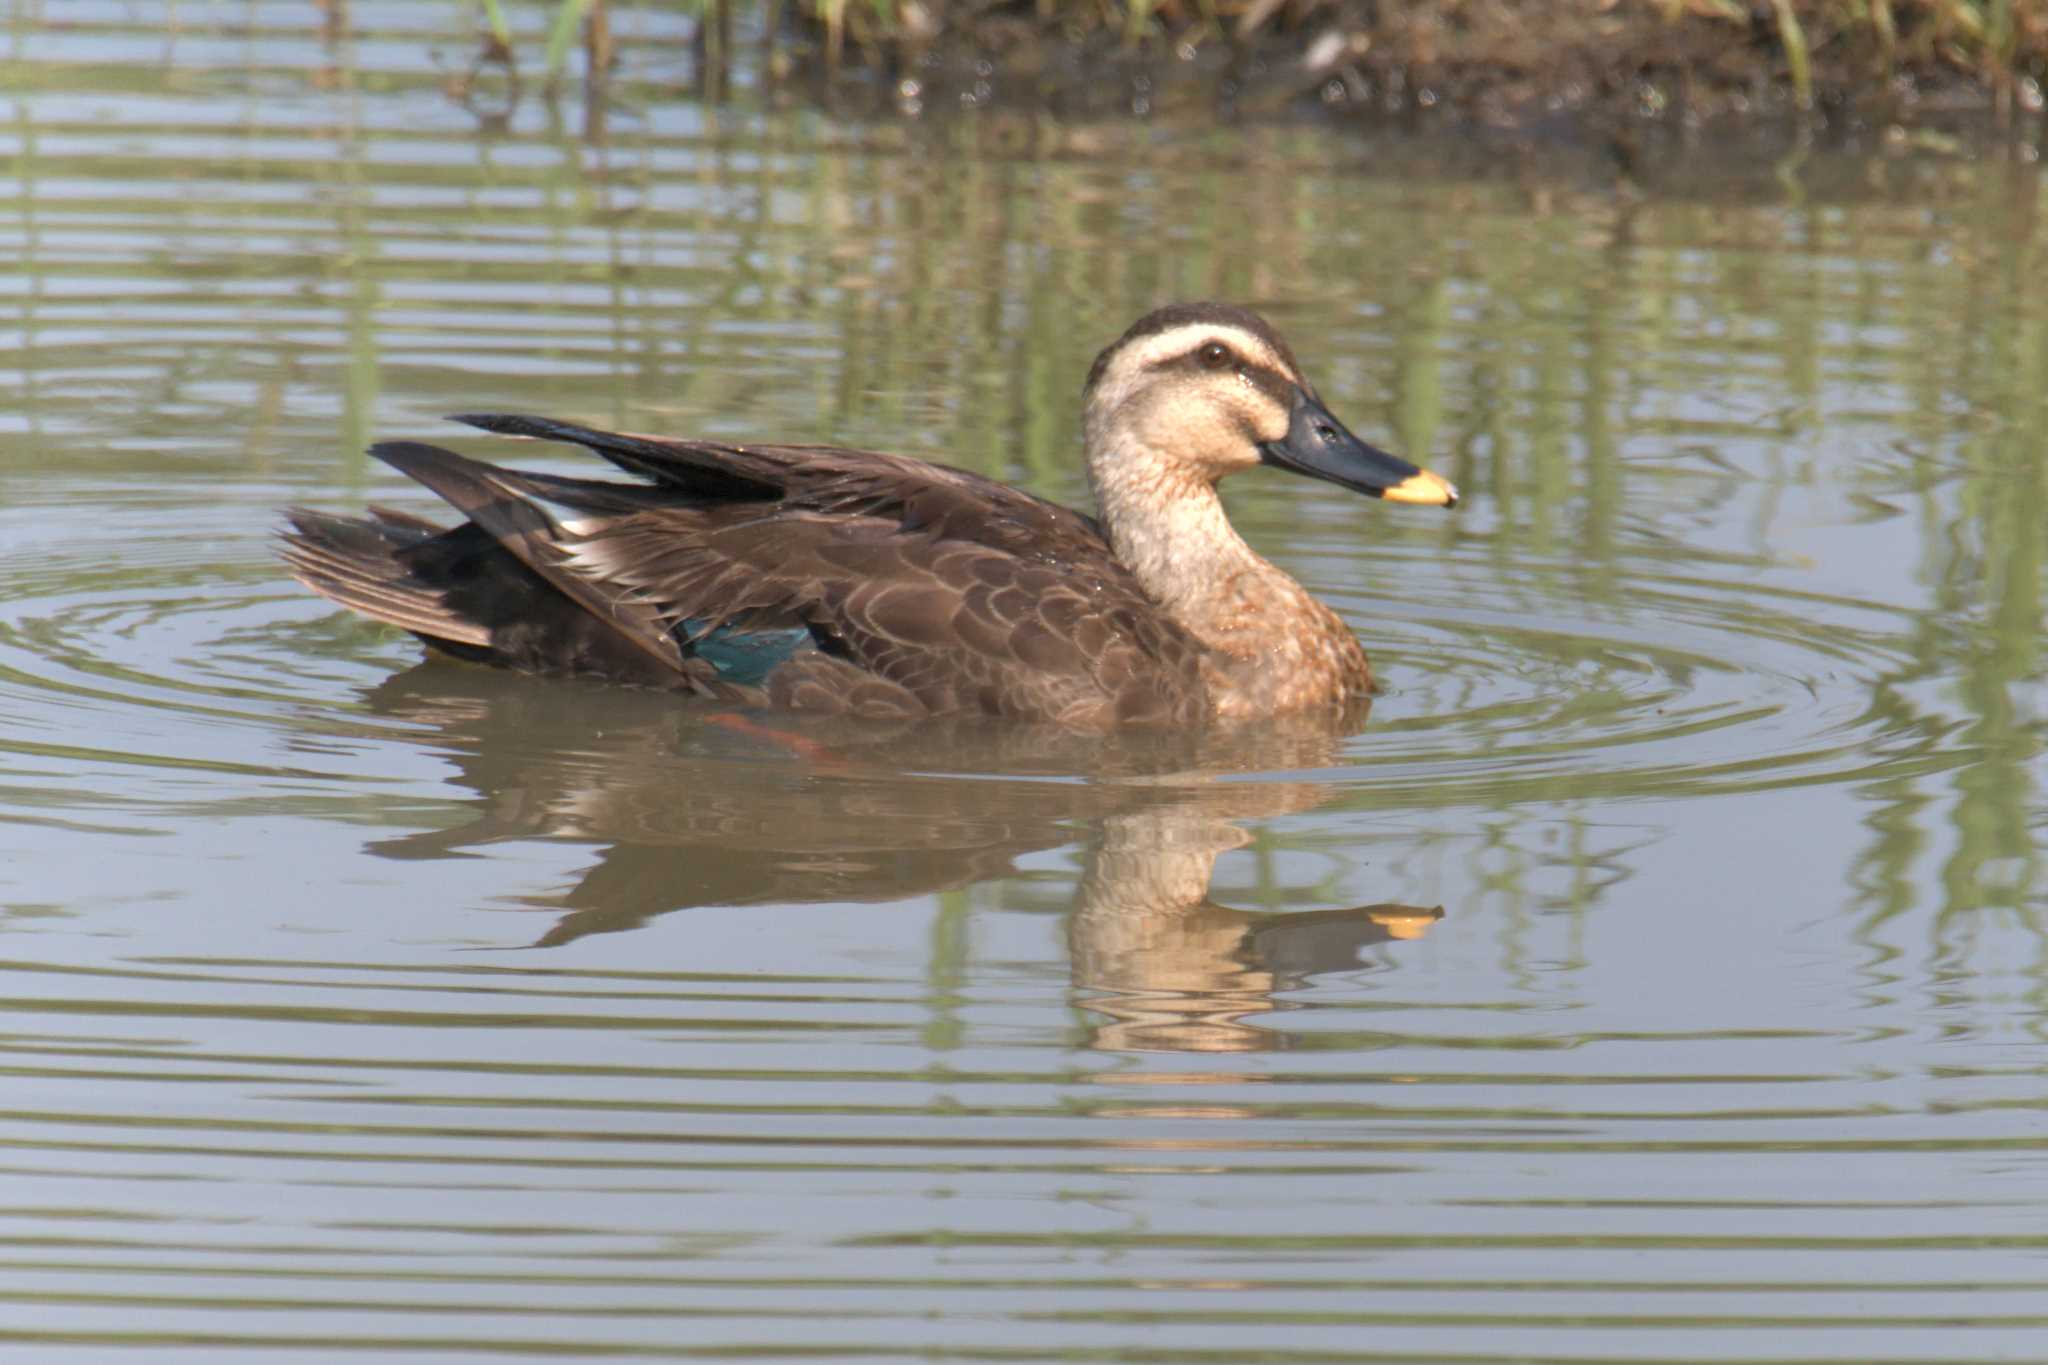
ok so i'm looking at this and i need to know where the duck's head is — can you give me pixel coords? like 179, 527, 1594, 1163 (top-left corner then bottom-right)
1082, 302, 1457, 508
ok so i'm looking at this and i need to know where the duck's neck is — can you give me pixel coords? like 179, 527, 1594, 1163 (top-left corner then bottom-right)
1090, 454, 1271, 634
1085, 428, 1372, 712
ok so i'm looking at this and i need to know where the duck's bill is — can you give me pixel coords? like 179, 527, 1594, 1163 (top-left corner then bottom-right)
1259, 389, 1459, 509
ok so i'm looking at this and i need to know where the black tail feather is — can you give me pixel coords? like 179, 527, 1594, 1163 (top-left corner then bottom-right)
278, 507, 493, 647
342, 437, 767, 690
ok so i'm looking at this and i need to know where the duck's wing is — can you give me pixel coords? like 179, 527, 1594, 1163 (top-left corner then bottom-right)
286, 420, 1208, 726
448, 412, 1110, 554
558, 482, 1208, 726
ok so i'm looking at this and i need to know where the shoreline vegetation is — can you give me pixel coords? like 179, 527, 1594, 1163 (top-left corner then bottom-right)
450, 0, 2048, 132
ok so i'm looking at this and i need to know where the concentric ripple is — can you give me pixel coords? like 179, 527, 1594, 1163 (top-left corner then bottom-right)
0, 489, 1940, 825
0, 498, 411, 827
1216, 509, 1959, 808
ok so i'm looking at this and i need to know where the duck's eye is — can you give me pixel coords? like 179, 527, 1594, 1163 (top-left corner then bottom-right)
1197, 341, 1233, 369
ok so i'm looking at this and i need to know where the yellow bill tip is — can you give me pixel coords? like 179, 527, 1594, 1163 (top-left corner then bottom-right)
1382, 468, 1459, 508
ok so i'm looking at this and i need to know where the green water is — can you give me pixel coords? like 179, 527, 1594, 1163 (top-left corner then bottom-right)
2, 5, 2046, 1362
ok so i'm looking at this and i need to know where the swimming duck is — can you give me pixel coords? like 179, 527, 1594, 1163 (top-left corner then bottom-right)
282, 302, 1457, 728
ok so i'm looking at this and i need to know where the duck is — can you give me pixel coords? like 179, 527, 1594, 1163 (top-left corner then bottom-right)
281, 302, 1458, 729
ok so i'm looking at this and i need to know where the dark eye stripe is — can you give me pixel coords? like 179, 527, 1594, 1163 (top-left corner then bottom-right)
1135, 340, 1304, 415
1235, 360, 1298, 405
1150, 344, 1291, 381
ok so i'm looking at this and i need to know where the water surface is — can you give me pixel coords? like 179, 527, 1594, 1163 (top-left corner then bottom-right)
3, 6, 2047, 1362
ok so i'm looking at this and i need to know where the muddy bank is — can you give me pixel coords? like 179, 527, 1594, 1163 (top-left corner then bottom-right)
746, 0, 2048, 135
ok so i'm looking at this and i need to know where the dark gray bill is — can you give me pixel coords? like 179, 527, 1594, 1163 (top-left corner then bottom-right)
1258, 388, 1458, 507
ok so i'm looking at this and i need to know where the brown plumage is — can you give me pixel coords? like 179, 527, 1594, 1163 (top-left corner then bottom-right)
280, 303, 1458, 728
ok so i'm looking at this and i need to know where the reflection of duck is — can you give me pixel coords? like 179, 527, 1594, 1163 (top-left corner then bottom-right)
284, 303, 1456, 727
1070, 808, 1438, 1054
361, 669, 1442, 1053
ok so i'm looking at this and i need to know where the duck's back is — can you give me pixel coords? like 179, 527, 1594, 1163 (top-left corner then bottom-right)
281, 416, 1214, 728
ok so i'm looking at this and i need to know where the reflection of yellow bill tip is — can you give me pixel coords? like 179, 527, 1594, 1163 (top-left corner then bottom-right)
1383, 468, 1459, 508
1368, 912, 1440, 941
